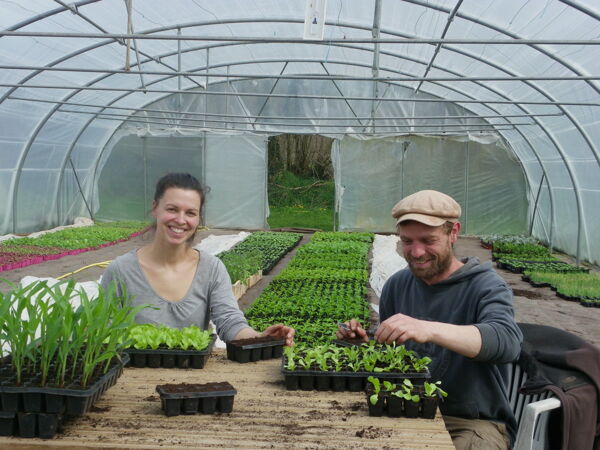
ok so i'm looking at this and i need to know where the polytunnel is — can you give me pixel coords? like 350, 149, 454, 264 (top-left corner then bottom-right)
0, 0, 599, 265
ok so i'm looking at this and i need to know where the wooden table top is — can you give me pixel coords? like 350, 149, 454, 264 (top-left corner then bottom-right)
0, 350, 454, 449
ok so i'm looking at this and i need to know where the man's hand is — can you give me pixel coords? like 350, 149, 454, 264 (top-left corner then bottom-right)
261, 323, 295, 346
375, 313, 433, 345
336, 319, 368, 342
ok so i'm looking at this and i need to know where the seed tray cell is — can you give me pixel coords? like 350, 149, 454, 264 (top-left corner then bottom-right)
125, 334, 216, 369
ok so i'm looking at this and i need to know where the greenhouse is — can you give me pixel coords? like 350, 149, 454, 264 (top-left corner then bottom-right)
1, 0, 600, 448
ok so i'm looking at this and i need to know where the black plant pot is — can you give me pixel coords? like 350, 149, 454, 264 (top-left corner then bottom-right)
315, 375, 330, 391
347, 376, 364, 392
37, 413, 61, 439
0, 413, 15, 436
250, 348, 262, 362
201, 397, 217, 414
299, 375, 314, 391
261, 346, 273, 359
17, 412, 37, 438
421, 397, 437, 419
176, 355, 190, 368
218, 396, 235, 413
0, 392, 20, 412
284, 375, 299, 391
162, 354, 176, 368
367, 396, 385, 417
182, 397, 200, 414
331, 376, 346, 392
45, 393, 65, 414
23, 392, 43, 413
147, 354, 161, 368
132, 353, 147, 368
163, 398, 182, 417
387, 395, 403, 417
404, 400, 420, 418
272, 346, 284, 358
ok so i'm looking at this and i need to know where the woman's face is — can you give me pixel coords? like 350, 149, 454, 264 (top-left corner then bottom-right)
152, 187, 202, 245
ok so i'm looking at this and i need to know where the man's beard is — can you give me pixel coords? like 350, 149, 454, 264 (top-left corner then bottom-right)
406, 246, 453, 282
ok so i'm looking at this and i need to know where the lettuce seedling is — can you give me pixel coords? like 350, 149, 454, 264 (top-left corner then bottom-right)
367, 376, 381, 405
424, 380, 448, 399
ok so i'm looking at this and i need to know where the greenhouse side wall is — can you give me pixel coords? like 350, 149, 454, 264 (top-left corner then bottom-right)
333, 136, 528, 235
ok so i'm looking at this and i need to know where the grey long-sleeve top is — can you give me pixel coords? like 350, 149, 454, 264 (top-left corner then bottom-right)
379, 257, 523, 443
100, 249, 250, 341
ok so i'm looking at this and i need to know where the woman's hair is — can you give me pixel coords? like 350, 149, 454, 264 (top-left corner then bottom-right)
153, 173, 205, 244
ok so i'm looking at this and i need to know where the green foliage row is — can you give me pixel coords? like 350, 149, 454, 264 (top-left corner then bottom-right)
0, 280, 146, 388
0, 221, 148, 253
479, 234, 540, 246
245, 231, 374, 345
524, 271, 600, 300
283, 341, 431, 374
219, 251, 263, 284
219, 231, 302, 274
128, 324, 212, 351
500, 259, 588, 274
310, 232, 374, 243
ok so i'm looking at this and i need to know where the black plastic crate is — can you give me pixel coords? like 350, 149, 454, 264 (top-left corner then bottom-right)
226, 337, 285, 363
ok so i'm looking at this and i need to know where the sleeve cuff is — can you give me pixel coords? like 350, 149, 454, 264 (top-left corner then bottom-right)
473, 323, 496, 361
220, 320, 251, 342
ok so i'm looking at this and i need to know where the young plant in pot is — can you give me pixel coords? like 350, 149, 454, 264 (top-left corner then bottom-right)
392, 379, 421, 418
421, 380, 448, 419
366, 376, 385, 416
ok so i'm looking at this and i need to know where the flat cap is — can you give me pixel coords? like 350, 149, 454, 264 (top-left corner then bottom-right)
392, 190, 461, 227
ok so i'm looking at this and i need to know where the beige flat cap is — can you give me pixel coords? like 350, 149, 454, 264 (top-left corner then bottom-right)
392, 190, 461, 226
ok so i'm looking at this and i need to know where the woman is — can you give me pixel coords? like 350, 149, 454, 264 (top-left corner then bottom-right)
100, 172, 294, 345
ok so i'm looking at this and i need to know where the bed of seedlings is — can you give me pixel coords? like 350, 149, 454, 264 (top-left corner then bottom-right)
0, 221, 148, 272
245, 231, 373, 345
483, 235, 598, 307
218, 231, 302, 277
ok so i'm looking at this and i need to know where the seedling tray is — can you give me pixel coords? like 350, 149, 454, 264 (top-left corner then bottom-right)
156, 381, 237, 416
125, 334, 216, 369
281, 361, 429, 392
365, 386, 440, 419
0, 411, 67, 439
0, 353, 128, 418
226, 336, 285, 363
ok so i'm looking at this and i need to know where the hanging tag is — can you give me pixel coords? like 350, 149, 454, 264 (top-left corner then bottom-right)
303, 0, 327, 40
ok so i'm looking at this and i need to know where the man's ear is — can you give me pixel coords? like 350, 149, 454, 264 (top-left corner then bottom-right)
450, 222, 461, 244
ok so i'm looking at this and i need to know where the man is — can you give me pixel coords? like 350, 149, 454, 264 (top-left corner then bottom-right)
337, 190, 522, 450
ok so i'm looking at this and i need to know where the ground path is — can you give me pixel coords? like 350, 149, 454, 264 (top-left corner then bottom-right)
2, 230, 599, 346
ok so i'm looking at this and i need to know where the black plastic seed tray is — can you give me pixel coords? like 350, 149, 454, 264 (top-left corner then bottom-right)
125, 334, 216, 369
0, 354, 128, 417
156, 381, 237, 416
281, 362, 429, 392
226, 337, 285, 363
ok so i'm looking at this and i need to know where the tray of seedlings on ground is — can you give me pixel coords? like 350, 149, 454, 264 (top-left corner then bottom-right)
156, 381, 237, 416
0, 280, 142, 439
365, 376, 447, 419
245, 231, 373, 346
219, 250, 262, 286
226, 336, 285, 363
218, 231, 302, 274
282, 341, 431, 392
479, 234, 540, 250
0, 221, 148, 272
125, 324, 215, 369
522, 271, 600, 307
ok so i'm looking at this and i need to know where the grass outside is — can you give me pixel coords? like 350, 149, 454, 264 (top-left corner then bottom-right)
267, 171, 334, 231
268, 206, 333, 231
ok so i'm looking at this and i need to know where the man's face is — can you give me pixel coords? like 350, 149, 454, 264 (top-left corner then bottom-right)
398, 220, 459, 283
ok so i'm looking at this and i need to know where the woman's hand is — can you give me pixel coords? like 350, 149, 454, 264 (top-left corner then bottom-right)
261, 323, 295, 346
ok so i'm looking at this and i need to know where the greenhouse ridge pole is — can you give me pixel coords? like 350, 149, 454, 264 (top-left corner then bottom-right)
4, 30, 600, 45
414, 0, 463, 95
9, 95, 565, 121
370, 0, 382, 133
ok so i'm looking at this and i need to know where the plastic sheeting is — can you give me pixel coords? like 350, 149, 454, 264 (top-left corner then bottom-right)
0, 0, 599, 264
94, 131, 268, 229
333, 135, 528, 235
194, 232, 250, 255
369, 234, 407, 298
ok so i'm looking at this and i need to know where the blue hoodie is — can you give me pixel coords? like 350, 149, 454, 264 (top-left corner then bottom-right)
379, 257, 523, 442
